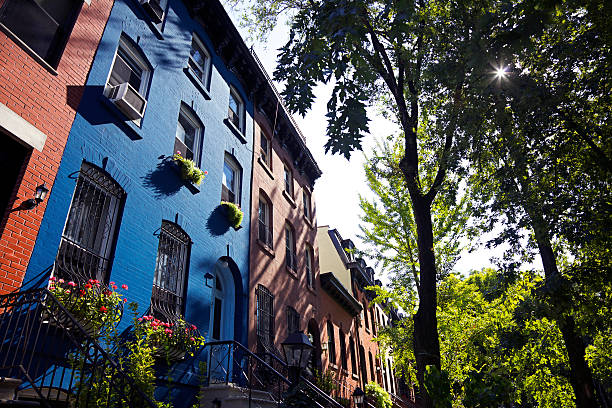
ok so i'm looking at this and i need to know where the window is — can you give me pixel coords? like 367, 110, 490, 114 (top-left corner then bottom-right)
339, 329, 347, 370
258, 195, 272, 247
327, 321, 336, 364
371, 309, 377, 335
363, 302, 369, 330
283, 165, 293, 196
228, 87, 244, 133
222, 153, 241, 205
260, 130, 271, 168
188, 34, 211, 89
305, 246, 314, 288
286, 306, 300, 335
285, 223, 296, 271
54, 162, 124, 283
256, 284, 274, 347
151, 221, 191, 320
349, 336, 358, 374
174, 104, 203, 164
303, 189, 312, 220
0, 0, 81, 67
106, 35, 151, 121
369, 351, 375, 383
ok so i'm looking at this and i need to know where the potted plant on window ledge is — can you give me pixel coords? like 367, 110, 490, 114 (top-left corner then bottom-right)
172, 152, 207, 193
220, 201, 244, 230
45, 277, 125, 338
137, 316, 204, 362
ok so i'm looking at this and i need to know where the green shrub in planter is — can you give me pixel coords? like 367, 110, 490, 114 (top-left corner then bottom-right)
365, 382, 392, 408
221, 201, 244, 229
172, 153, 207, 185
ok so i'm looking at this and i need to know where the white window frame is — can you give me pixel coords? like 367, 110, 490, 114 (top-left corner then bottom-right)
105, 36, 151, 98
188, 33, 212, 89
284, 164, 293, 196
303, 189, 311, 219
260, 130, 272, 168
222, 154, 242, 205
175, 104, 203, 165
228, 86, 245, 133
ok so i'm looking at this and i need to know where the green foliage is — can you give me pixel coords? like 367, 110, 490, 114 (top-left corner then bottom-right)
312, 369, 338, 395
365, 382, 392, 408
423, 366, 451, 408
173, 153, 207, 185
221, 201, 244, 229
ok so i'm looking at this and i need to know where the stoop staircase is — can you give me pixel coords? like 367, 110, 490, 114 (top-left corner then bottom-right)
0, 288, 157, 408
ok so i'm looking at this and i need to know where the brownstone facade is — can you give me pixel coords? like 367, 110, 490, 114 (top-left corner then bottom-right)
247, 105, 322, 359
0, 0, 113, 294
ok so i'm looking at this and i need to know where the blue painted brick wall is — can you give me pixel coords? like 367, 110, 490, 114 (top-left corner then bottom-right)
25, 0, 253, 371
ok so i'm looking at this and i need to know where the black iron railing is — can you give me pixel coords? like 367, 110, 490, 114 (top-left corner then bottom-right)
0, 288, 157, 407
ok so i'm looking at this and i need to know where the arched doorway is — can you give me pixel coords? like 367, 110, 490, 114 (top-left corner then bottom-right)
307, 319, 322, 376
209, 258, 235, 342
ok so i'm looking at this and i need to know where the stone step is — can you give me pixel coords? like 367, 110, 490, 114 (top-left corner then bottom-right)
200, 383, 278, 408
0, 378, 22, 401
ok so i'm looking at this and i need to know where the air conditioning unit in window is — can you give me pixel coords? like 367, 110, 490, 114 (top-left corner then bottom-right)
108, 82, 147, 120
140, 0, 164, 24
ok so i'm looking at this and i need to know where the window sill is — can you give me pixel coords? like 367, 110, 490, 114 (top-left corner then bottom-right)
100, 96, 143, 140
258, 156, 274, 180
0, 23, 58, 76
303, 214, 314, 229
365, 328, 371, 334
286, 265, 298, 279
184, 67, 211, 100
282, 190, 296, 208
224, 118, 247, 144
352, 373, 359, 381
257, 239, 275, 258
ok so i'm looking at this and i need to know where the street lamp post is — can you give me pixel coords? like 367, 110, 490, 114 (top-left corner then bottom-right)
281, 331, 313, 386
352, 387, 365, 408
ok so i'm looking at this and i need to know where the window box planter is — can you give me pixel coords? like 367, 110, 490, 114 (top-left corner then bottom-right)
42, 307, 99, 338
171, 153, 207, 194
220, 201, 244, 230
153, 345, 186, 362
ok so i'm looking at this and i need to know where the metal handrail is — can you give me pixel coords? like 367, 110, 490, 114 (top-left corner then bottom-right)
0, 288, 157, 407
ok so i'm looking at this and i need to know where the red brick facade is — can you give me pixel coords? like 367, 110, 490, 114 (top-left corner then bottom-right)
0, 0, 113, 294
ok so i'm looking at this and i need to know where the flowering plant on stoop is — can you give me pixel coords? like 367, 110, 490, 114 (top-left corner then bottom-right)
47, 277, 126, 333
136, 315, 205, 359
172, 151, 207, 185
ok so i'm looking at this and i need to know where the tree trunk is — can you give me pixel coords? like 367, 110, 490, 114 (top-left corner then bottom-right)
410, 194, 441, 408
536, 237, 599, 408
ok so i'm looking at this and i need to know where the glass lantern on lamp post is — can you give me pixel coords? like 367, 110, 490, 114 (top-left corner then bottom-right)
352, 387, 365, 407
281, 331, 313, 386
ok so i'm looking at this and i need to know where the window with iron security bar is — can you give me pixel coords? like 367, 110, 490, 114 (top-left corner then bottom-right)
256, 284, 274, 348
55, 162, 124, 283
286, 306, 300, 335
151, 220, 191, 321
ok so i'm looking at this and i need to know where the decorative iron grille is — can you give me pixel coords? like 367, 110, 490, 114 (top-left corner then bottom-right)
151, 220, 190, 321
54, 162, 124, 283
256, 284, 274, 348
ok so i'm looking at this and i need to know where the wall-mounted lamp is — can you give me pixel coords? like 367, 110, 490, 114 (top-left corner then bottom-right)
23, 183, 49, 209
204, 272, 214, 288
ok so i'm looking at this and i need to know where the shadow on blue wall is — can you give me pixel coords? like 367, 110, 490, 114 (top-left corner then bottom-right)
206, 206, 230, 237
142, 157, 183, 198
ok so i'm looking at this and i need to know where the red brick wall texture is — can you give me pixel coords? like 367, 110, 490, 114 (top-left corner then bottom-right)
0, 0, 114, 294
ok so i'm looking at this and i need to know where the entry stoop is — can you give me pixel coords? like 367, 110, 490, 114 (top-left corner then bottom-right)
199, 383, 278, 408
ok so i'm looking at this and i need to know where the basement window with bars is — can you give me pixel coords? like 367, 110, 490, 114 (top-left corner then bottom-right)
54, 162, 124, 283
256, 284, 275, 348
150, 220, 191, 320
286, 306, 300, 335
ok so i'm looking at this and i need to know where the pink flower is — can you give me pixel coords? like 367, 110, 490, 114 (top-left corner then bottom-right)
67, 281, 76, 287
190, 337, 195, 342
164, 328, 173, 334
58, 279, 65, 284
112, 285, 118, 290
99, 306, 107, 313
191, 325, 197, 330
176, 150, 182, 155
204, 171, 208, 175
121, 284, 128, 290
123, 298, 128, 303
84, 283, 92, 289
49, 277, 57, 282
138, 317, 143, 322
110, 281, 115, 285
